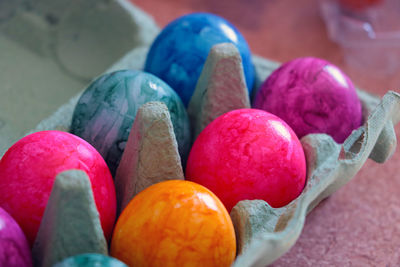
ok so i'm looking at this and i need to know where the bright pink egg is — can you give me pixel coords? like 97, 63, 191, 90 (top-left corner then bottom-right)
186, 109, 306, 211
0, 131, 116, 246
0, 207, 32, 267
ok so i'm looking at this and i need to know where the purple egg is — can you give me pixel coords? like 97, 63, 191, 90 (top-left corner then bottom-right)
0, 207, 33, 267
253, 57, 362, 143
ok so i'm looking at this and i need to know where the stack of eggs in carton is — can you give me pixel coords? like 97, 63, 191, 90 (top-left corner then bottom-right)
1, 3, 400, 267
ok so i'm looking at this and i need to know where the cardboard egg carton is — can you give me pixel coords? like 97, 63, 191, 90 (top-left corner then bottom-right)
1, 0, 400, 266
0, 0, 158, 154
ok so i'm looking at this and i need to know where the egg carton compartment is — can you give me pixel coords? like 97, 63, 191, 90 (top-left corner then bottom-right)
0, 0, 159, 154
1, 0, 400, 266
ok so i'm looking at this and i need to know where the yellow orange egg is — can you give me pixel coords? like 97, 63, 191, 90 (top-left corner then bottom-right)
111, 180, 236, 267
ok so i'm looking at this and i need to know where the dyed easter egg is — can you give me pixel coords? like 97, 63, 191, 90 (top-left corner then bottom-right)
0, 207, 32, 267
253, 57, 362, 143
145, 12, 255, 106
186, 109, 306, 211
53, 254, 127, 267
0, 131, 116, 246
70, 70, 191, 175
111, 180, 236, 267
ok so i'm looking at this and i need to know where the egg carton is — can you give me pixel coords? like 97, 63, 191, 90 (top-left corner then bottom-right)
1, 0, 400, 266
0, 0, 158, 155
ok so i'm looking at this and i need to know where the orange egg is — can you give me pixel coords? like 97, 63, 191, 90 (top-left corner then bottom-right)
111, 180, 236, 267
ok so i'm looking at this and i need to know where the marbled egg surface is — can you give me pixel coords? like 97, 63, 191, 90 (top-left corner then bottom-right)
53, 254, 127, 267
253, 57, 362, 143
0, 207, 32, 267
111, 180, 236, 267
70, 70, 191, 175
145, 12, 255, 106
186, 109, 306, 211
0, 131, 116, 245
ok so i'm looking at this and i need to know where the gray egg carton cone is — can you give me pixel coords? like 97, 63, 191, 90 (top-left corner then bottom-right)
1, 0, 400, 266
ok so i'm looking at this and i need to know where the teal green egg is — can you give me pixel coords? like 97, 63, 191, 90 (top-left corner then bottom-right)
53, 254, 127, 267
70, 70, 191, 175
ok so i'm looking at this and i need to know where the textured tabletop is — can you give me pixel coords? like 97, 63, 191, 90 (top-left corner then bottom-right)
132, 0, 400, 265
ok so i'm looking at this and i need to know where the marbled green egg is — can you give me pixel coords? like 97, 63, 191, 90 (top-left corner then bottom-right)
70, 70, 191, 175
53, 254, 127, 267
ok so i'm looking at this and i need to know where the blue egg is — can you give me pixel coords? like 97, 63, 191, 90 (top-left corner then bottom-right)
144, 13, 255, 106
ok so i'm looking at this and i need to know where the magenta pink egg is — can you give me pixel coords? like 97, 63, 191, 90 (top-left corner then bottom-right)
253, 57, 363, 143
0, 207, 33, 267
186, 109, 306, 211
0, 131, 116, 246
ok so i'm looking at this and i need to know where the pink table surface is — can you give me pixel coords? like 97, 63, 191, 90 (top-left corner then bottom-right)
132, 0, 400, 265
